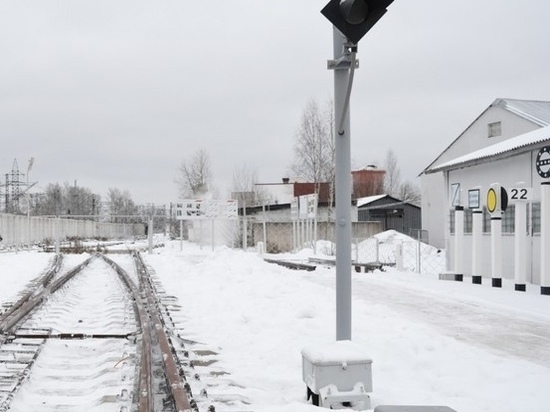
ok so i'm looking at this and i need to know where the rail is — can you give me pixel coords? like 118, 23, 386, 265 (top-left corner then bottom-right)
1, 252, 195, 411
134, 252, 193, 412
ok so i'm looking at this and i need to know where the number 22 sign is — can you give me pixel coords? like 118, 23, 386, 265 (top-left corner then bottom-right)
509, 187, 532, 202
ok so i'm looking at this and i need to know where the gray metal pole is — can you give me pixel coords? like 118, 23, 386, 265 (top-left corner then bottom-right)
333, 27, 352, 341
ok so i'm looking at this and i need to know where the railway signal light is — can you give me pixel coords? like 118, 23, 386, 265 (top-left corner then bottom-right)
321, 0, 394, 44
486, 184, 508, 215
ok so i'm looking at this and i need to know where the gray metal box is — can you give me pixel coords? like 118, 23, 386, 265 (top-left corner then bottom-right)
301, 341, 373, 393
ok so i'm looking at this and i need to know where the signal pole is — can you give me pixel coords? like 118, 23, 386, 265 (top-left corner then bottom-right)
332, 27, 353, 341
322, 0, 394, 341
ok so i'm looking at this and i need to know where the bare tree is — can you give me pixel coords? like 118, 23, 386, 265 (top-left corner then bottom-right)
32, 183, 63, 215
231, 162, 257, 194
176, 149, 211, 198
291, 99, 334, 183
398, 180, 421, 206
32, 182, 99, 217
383, 149, 401, 196
231, 162, 264, 206
108, 188, 137, 222
383, 149, 421, 205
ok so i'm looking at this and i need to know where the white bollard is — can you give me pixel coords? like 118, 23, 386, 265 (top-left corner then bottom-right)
514, 203, 527, 291
490, 212, 503, 287
471, 209, 483, 284
541, 182, 550, 295
454, 206, 464, 279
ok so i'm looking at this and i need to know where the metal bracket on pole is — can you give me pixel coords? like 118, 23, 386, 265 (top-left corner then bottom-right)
327, 56, 360, 70
328, 42, 359, 70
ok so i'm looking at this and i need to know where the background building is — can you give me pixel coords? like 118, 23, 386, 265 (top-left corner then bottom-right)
357, 194, 421, 236
422, 98, 550, 285
421, 98, 550, 248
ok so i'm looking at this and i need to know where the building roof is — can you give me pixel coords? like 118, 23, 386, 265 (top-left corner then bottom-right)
422, 98, 550, 174
496, 98, 550, 126
356, 194, 420, 210
357, 194, 387, 207
424, 125, 550, 174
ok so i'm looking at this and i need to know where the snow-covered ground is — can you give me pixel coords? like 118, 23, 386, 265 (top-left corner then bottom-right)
2, 236, 550, 412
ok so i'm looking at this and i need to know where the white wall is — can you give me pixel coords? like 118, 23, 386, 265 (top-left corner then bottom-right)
0, 213, 145, 247
421, 173, 446, 248
444, 151, 544, 284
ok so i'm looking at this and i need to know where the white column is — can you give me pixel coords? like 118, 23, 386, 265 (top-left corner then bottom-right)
454, 206, 464, 278
541, 182, 550, 295
491, 212, 503, 287
471, 209, 483, 284
514, 203, 527, 291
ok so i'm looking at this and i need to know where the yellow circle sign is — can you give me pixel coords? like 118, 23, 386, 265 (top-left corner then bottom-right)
487, 188, 497, 213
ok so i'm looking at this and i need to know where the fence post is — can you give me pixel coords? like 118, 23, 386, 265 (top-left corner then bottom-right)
395, 241, 403, 271
55, 217, 60, 254
262, 204, 267, 251
148, 217, 153, 254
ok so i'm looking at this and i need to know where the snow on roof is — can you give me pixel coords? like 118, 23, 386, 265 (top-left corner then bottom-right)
497, 98, 550, 126
356, 194, 387, 207
425, 125, 550, 174
421, 98, 550, 175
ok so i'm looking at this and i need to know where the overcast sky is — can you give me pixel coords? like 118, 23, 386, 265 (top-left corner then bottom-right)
2, 0, 550, 205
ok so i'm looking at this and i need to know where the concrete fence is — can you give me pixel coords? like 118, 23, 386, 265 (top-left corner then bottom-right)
0, 213, 145, 247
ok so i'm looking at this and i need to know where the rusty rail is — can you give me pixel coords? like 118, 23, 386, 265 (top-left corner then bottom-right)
1, 252, 190, 412
134, 252, 193, 412
0, 255, 94, 334
0, 254, 63, 328
99, 254, 155, 412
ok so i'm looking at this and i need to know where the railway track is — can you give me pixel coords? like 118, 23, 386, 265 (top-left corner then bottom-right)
0, 252, 196, 412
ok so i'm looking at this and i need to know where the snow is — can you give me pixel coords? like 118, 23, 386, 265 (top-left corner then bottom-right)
426, 124, 550, 173
2, 235, 550, 412
302, 341, 372, 365
356, 195, 387, 208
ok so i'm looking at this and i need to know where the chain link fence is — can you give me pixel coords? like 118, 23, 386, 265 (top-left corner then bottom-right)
170, 215, 446, 276
353, 234, 446, 275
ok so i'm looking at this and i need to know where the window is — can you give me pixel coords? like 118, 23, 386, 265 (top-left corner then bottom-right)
502, 205, 515, 233
449, 208, 472, 234
451, 204, 533, 235
488, 121, 502, 138
464, 209, 473, 233
532, 202, 541, 234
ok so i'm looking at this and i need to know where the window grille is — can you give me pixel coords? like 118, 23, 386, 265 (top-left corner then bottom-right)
532, 202, 541, 234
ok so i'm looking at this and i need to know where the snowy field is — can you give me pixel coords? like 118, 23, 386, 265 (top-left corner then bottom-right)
1, 238, 550, 412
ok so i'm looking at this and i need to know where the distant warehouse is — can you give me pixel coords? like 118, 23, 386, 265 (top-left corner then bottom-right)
357, 194, 421, 236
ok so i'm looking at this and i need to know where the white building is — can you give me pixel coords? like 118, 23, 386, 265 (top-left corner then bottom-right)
421, 98, 550, 286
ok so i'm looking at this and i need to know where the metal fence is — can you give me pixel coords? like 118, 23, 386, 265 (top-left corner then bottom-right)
353, 237, 446, 275
240, 219, 383, 254
169, 216, 446, 276
0, 213, 145, 248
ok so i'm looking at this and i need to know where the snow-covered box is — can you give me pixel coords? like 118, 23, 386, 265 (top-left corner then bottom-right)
301, 340, 372, 409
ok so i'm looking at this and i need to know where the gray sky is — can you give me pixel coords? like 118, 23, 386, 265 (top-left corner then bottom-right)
2, 0, 550, 205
